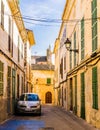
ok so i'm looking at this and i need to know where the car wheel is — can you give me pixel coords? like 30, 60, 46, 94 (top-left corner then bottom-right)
38, 112, 41, 116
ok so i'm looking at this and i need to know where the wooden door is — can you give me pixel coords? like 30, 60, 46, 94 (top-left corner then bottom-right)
45, 92, 52, 103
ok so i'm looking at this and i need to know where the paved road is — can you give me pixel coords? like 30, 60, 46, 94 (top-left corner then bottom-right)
0, 105, 99, 130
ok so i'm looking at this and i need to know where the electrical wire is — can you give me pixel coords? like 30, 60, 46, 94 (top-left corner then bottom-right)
20, 15, 62, 23
22, 20, 61, 27
0, 11, 100, 27
1, 11, 100, 23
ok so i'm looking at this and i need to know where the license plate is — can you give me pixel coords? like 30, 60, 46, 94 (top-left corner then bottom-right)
25, 108, 32, 111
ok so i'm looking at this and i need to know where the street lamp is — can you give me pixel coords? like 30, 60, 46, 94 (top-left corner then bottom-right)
64, 38, 79, 53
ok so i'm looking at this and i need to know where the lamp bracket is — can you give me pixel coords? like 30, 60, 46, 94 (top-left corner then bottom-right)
69, 49, 79, 53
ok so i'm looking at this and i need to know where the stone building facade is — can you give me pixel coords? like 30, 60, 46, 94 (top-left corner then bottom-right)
0, 0, 35, 123
31, 64, 55, 104
54, 0, 100, 128
53, 38, 60, 106
24, 29, 35, 93
31, 47, 55, 104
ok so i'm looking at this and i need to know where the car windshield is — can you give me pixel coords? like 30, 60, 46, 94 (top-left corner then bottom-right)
19, 94, 39, 101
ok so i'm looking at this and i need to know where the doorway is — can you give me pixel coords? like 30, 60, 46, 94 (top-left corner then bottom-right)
45, 92, 52, 103
12, 69, 16, 113
70, 78, 73, 111
81, 72, 85, 119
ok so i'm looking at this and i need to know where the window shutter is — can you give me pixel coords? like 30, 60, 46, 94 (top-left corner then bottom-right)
81, 72, 85, 119
81, 18, 84, 60
70, 51, 72, 69
0, 61, 4, 96
92, 0, 97, 52
92, 67, 98, 109
47, 78, 51, 84
74, 32, 76, 66
1, 1, 4, 28
75, 75, 77, 114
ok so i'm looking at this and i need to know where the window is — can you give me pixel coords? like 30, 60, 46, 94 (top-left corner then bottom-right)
19, 94, 39, 101
17, 74, 20, 98
12, 69, 16, 98
92, 67, 98, 109
60, 58, 63, 79
81, 72, 85, 119
8, 17, 11, 53
59, 89, 61, 99
21, 43, 23, 59
21, 76, 24, 93
70, 51, 72, 69
74, 75, 77, 114
18, 36, 20, 62
81, 18, 84, 60
64, 56, 66, 70
0, 61, 4, 96
74, 32, 76, 66
64, 88, 66, 100
47, 78, 51, 85
92, 0, 97, 52
1, 0, 4, 28
7, 66, 11, 97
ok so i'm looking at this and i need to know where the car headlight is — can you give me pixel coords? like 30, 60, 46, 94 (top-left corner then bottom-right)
37, 103, 41, 108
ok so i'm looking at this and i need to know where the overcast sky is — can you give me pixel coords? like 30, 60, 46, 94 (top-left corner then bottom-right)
20, 0, 66, 56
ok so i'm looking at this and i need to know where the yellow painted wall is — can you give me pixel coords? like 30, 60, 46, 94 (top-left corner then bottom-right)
31, 69, 55, 104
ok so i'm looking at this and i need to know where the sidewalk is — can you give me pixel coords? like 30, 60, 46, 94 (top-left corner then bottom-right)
56, 106, 100, 130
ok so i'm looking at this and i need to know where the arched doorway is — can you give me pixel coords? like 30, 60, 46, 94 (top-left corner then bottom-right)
45, 92, 52, 103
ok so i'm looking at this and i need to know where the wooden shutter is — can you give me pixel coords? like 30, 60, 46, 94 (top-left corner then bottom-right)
81, 72, 85, 119
92, 67, 98, 109
75, 75, 77, 114
7, 66, 11, 113
70, 51, 72, 69
0, 61, 4, 95
1, 1, 4, 28
92, 0, 97, 52
47, 78, 51, 84
18, 36, 20, 62
7, 66, 11, 97
64, 56, 66, 70
81, 18, 84, 60
74, 32, 76, 66
12, 69, 16, 98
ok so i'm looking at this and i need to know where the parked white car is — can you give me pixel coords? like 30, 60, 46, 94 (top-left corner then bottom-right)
15, 93, 41, 115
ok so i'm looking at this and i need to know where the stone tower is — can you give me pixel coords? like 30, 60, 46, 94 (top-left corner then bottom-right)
47, 45, 52, 65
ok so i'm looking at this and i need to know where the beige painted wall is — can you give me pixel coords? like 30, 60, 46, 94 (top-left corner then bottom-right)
56, 0, 100, 128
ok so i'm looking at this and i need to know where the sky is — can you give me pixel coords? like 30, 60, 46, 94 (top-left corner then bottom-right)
20, 0, 66, 56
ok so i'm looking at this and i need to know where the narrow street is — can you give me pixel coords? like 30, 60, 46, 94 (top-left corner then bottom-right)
0, 105, 99, 130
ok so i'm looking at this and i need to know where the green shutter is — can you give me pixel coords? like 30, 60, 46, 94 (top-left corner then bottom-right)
75, 75, 77, 114
18, 36, 20, 62
92, 67, 98, 109
64, 88, 66, 100
74, 32, 76, 66
70, 51, 72, 69
1, 1, 4, 28
81, 72, 85, 119
12, 69, 16, 113
7, 66, 11, 97
0, 61, 4, 96
47, 78, 51, 84
81, 18, 84, 60
12, 69, 16, 98
92, 0, 97, 52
